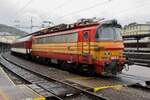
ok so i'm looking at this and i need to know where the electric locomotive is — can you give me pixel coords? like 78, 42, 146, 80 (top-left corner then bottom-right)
31, 19, 125, 75
11, 19, 126, 76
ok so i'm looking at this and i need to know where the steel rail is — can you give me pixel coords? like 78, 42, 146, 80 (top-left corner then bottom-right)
0, 55, 107, 100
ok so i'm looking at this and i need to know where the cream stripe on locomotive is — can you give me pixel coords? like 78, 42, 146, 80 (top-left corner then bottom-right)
32, 43, 78, 54
32, 42, 123, 51
32, 41, 123, 60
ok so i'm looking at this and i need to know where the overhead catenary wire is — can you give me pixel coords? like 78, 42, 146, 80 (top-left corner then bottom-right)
14, 0, 72, 26
53, 0, 150, 24
111, 1, 150, 25
13, 0, 150, 32
113, 1, 150, 18
15, 0, 35, 17
52, 0, 72, 11
53, 0, 112, 21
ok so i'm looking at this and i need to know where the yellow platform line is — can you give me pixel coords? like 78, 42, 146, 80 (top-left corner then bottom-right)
0, 67, 16, 87
0, 90, 9, 100
34, 97, 46, 100
94, 84, 124, 92
25, 85, 46, 99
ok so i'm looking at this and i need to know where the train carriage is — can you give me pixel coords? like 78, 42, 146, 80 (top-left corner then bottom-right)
31, 19, 126, 75
11, 35, 32, 55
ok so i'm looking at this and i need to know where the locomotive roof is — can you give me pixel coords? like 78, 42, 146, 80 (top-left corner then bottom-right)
20, 19, 120, 38
34, 23, 99, 37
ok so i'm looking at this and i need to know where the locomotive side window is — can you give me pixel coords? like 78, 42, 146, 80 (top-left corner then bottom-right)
65, 32, 78, 42
36, 32, 78, 44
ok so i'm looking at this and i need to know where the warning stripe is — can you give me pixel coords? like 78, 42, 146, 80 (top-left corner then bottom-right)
93, 85, 124, 92
34, 97, 46, 100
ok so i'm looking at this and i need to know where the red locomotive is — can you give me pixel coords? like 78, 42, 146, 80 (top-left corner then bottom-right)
11, 19, 126, 76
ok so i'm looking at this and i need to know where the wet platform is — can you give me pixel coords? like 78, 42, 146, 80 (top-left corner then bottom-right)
65, 65, 150, 92
0, 67, 45, 100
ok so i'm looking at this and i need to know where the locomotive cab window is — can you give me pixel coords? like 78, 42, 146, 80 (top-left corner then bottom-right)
96, 27, 122, 41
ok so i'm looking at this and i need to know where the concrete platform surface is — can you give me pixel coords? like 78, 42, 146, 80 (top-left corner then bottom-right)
0, 67, 45, 100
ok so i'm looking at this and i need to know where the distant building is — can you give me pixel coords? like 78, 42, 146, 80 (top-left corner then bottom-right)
0, 32, 20, 43
122, 22, 150, 36
0, 32, 21, 53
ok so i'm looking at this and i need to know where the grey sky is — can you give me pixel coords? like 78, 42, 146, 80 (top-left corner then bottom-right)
0, 0, 150, 32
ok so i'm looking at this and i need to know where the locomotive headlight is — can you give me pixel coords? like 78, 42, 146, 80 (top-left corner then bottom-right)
104, 52, 111, 56
111, 56, 118, 60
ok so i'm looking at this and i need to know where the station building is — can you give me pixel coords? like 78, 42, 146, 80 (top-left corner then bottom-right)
122, 22, 150, 36
0, 33, 20, 53
122, 22, 150, 42
122, 22, 150, 52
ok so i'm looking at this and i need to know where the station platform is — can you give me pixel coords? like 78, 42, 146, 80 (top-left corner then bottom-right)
0, 67, 45, 100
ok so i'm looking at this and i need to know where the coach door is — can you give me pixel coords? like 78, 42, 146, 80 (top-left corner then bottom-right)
82, 30, 90, 55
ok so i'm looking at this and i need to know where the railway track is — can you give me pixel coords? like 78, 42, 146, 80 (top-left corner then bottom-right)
1, 53, 150, 100
125, 52, 150, 66
0, 55, 106, 100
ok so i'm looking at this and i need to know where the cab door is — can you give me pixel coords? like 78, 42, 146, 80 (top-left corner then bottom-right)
82, 30, 90, 56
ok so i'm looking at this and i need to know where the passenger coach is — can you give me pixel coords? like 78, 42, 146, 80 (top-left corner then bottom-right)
11, 35, 32, 55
